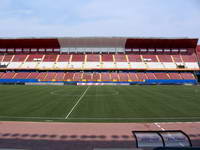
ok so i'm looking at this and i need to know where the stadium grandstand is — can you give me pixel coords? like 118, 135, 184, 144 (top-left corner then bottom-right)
0, 37, 199, 85
1, 37, 200, 150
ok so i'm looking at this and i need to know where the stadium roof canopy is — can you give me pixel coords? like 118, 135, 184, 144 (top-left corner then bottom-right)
0, 37, 198, 49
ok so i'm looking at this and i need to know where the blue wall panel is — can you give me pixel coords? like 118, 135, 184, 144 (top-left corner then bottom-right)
145, 79, 197, 84
0, 79, 197, 84
0, 79, 38, 83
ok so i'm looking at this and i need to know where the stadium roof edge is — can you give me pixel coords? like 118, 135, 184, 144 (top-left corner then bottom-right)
0, 36, 198, 40
0, 37, 198, 49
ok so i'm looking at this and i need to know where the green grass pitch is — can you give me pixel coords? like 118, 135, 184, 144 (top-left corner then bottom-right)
0, 85, 200, 122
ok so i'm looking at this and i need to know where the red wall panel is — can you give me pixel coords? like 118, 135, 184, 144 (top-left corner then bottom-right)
0, 39, 60, 49
125, 38, 198, 49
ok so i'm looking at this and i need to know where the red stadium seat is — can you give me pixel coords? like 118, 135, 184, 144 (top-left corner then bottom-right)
127, 55, 142, 62
118, 73, 129, 81
101, 54, 113, 62
13, 72, 30, 79
86, 54, 100, 62
101, 73, 111, 81
73, 72, 83, 81
2, 55, 13, 62
171, 54, 182, 62
82, 73, 92, 81
55, 72, 65, 81
181, 53, 197, 62
168, 73, 182, 79
196, 46, 200, 60
64, 73, 74, 81
92, 73, 100, 81
12, 55, 28, 62
37, 72, 48, 80
146, 73, 156, 79
136, 73, 147, 80
180, 73, 195, 80
43, 55, 58, 62
114, 54, 127, 62
57, 54, 71, 62
26, 54, 44, 61
27, 72, 39, 79
110, 73, 119, 81
129, 73, 138, 81
142, 55, 158, 62
154, 73, 169, 79
71, 55, 85, 62
0, 72, 5, 78
44, 72, 57, 80
0, 55, 4, 62
158, 55, 173, 62
1, 72, 15, 79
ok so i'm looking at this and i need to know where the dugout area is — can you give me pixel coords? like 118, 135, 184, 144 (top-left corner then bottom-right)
132, 130, 192, 148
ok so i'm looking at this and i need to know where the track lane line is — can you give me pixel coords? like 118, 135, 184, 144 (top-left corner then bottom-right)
154, 122, 165, 131
154, 122, 185, 147
65, 86, 90, 119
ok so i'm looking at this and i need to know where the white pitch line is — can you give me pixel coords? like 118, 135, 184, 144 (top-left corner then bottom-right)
0, 116, 64, 120
154, 122, 165, 131
158, 121, 200, 124
65, 86, 90, 119
1, 116, 200, 122
65, 117, 200, 120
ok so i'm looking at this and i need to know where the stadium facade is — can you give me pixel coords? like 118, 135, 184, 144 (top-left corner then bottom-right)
0, 37, 199, 85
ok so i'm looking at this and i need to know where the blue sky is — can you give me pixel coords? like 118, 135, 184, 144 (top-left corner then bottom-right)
0, 0, 200, 41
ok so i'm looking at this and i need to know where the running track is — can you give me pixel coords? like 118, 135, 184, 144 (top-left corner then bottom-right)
0, 121, 200, 150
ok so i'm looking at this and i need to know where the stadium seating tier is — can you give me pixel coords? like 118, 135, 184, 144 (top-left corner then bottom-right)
0, 72, 196, 81
0, 52, 199, 70
0, 38, 198, 84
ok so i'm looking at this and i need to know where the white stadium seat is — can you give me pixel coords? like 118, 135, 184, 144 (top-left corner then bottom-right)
0, 62, 9, 66
162, 62, 177, 69
20, 62, 38, 69
7, 62, 22, 69
68, 62, 83, 69
83, 62, 101, 69
130, 62, 147, 69
116, 62, 130, 69
102, 62, 116, 69
185, 62, 199, 69
37, 62, 55, 69
54, 62, 68, 69
146, 62, 164, 69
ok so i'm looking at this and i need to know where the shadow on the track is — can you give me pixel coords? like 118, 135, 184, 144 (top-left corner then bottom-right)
0, 133, 136, 150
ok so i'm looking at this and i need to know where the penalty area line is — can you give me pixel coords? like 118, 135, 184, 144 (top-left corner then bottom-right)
65, 86, 90, 119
